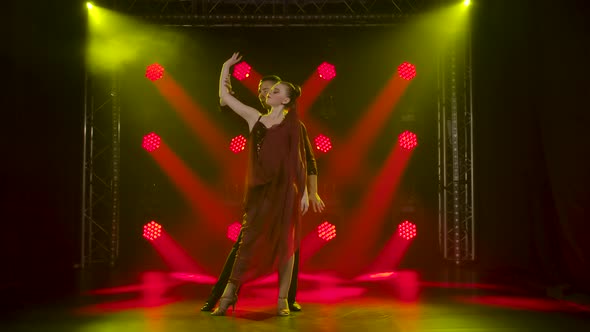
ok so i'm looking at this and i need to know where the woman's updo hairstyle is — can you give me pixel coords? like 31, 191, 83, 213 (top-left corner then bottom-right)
278, 81, 301, 109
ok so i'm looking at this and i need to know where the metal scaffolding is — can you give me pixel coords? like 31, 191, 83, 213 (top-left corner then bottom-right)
437, 26, 474, 264
80, 72, 121, 268
105, 0, 434, 25
117, 0, 430, 15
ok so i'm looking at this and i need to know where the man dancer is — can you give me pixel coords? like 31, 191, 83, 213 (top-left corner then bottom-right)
201, 75, 325, 312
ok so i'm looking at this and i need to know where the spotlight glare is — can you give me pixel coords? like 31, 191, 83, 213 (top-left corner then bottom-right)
317, 62, 336, 81
146, 63, 165, 81
86, 2, 94, 10
314, 134, 333, 153
398, 130, 418, 151
142, 132, 162, 152
464, 0, 471, 6
397, 220, 417, 240
229, 135, 247, 153
397, 62, 417, 81
317, 221, 336, 242
143, 221, 163, 241
232, 62, 252, 81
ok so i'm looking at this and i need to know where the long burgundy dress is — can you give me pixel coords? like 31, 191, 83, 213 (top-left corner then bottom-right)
228, 111, 306, 285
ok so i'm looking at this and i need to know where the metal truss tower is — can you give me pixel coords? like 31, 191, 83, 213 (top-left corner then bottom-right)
80, 70, 121, 268
437, 25, 475, 264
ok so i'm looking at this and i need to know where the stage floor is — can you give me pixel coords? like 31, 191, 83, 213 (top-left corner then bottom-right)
2, 270, 589, 332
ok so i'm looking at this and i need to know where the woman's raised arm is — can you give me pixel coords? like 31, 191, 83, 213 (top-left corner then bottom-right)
219, 53, 261, 129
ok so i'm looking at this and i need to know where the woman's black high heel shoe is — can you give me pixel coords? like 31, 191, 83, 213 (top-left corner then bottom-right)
211, 295, 238, 316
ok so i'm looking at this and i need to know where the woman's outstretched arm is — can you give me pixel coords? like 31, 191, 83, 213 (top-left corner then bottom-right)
219, 53, 260, 129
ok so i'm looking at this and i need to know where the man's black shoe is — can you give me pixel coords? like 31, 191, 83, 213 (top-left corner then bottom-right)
200, 300, 217, 312
288, 301, 302, 312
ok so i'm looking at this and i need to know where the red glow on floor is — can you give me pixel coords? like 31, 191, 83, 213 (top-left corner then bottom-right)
355, 271, 397, 281
168, 272, 217, 284
78, 271, 182, 314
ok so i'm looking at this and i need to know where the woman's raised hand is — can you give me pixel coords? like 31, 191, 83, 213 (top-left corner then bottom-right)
224, 52, 243, 67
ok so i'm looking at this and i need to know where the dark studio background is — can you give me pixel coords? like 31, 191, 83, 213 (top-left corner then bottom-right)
3, 0, 590, 313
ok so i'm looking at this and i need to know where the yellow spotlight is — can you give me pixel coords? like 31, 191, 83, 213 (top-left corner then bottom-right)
87, 2, 94, 10
463, 0, 471, 6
